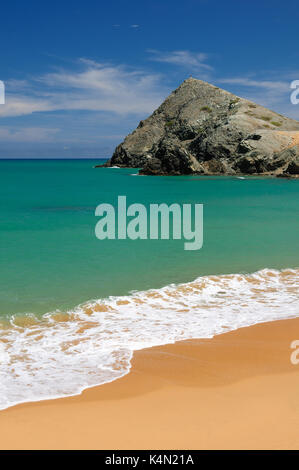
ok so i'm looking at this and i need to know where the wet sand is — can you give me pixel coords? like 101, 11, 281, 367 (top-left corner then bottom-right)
1, 317, 299, 450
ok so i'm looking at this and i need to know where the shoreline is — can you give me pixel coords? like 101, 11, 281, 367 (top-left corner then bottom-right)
1, 267, 298, 412
1, 317, 299, 449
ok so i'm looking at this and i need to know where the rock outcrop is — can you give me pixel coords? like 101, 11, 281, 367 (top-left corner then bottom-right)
100, 78, 299, 177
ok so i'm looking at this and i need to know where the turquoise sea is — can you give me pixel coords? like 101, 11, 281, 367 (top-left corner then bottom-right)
0, 158, 299, 409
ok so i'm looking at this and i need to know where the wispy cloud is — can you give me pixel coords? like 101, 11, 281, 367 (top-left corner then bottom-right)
0, 59, 168, 118
0, 96, 53, 117
0, 127, 59, 142
148, 49, 213, 73
218, 77, 289, 92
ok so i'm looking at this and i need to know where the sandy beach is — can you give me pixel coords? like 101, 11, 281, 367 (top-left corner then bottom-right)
1, 317, 299, 450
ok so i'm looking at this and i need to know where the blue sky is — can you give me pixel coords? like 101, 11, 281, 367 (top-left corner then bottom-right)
1, 0, 299, 158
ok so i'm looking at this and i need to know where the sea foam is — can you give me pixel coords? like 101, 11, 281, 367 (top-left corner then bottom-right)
0, 268, 299, 410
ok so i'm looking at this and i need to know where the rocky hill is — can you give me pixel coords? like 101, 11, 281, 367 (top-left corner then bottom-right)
100, 77, 299, 177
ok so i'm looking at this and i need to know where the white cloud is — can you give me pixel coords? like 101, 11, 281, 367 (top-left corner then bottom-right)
0, 59, 168, 118
0, 127, 59, 142
218, 77, 289, 92
148, 49, 213, 72
0, 97, 54, 117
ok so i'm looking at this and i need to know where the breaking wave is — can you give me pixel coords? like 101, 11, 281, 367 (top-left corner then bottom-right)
0, 267, 299, 410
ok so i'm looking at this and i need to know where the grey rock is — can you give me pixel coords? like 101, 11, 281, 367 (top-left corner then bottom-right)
101, 78, 299, 176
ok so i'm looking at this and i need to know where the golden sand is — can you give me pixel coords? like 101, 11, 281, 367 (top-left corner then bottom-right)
0, 318, 299, 450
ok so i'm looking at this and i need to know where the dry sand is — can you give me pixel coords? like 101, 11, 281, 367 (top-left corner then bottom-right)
1, 317, 299, 450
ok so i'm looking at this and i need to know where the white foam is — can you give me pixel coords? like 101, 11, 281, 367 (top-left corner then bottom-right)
0, 267, 299, 410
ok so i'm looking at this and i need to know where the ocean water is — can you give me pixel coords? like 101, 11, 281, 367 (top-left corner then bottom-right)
0, 158, 299, 409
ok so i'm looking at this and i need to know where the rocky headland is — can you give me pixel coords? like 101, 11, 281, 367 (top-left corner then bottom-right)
98, 78, 299, 177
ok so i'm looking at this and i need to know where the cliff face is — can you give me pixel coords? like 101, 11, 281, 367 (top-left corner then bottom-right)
103, 78, 299, 176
